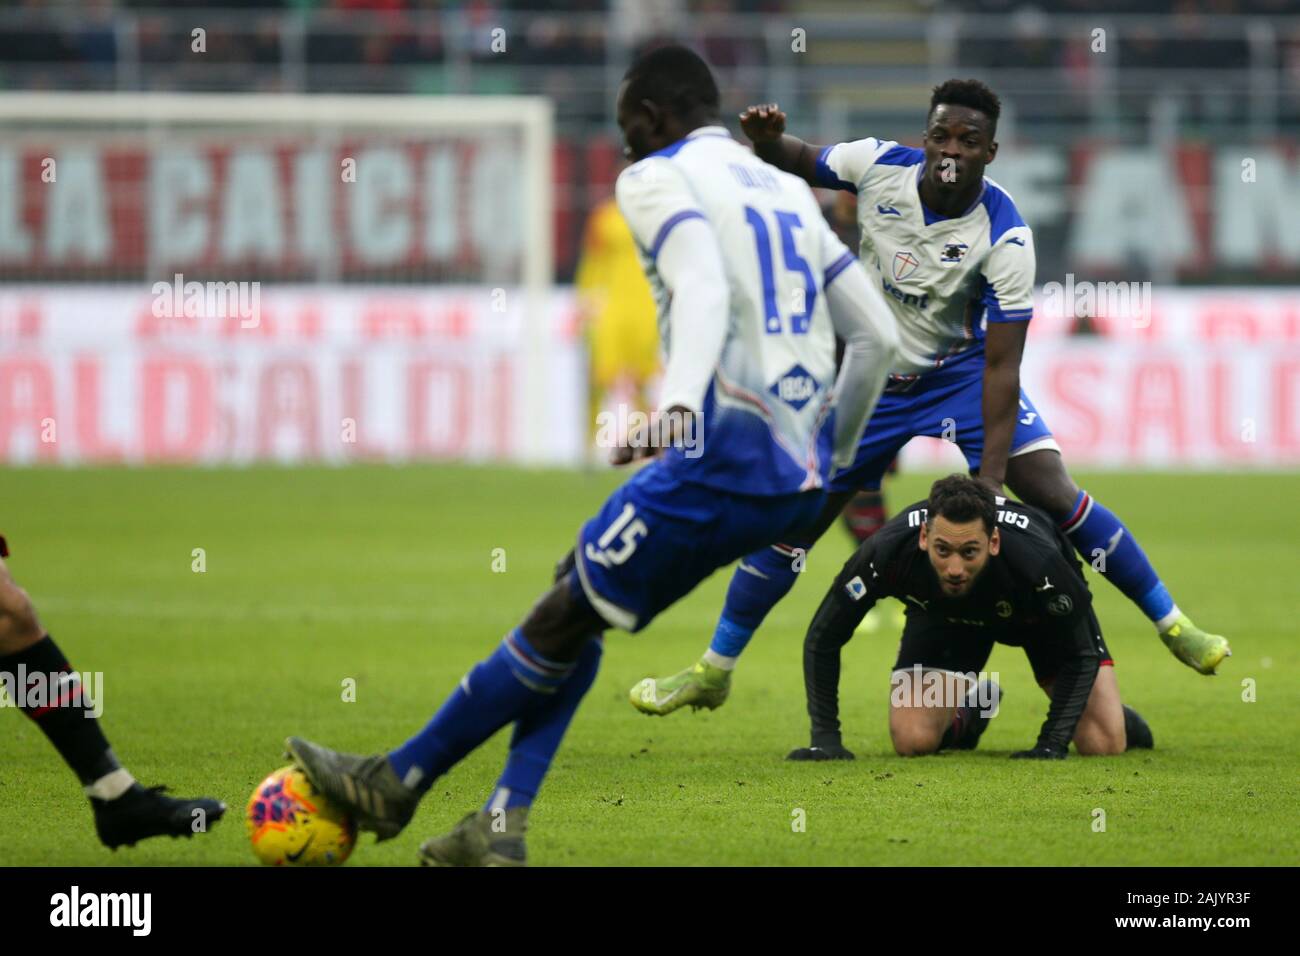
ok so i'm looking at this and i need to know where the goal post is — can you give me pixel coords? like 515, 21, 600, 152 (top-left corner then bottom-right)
0, 92, 562, 465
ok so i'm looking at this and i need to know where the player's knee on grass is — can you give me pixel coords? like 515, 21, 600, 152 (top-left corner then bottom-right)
889, 710, 946, 757
1005, 450, 1079, 519
1072, 672, 1127, 755
1043, 666, 1126, 755
1072, 719, 1126, 756
0, 563, 43, 653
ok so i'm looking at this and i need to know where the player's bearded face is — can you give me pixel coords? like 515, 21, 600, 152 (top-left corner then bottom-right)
921, 517, 999, 597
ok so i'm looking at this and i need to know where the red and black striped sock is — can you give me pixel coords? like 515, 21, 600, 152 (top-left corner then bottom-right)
0, 635, 121, 785
939, 705, 974, 750
841, 490, 887, 544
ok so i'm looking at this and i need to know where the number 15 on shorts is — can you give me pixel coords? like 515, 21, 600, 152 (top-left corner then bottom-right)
584, 503, 649, 568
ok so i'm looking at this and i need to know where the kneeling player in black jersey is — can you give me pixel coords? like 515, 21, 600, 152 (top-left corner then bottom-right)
0, 535, 226, 848
787, 475, 1154, 761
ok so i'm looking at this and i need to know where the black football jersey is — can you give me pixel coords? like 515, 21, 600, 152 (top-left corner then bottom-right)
801, 496, 1103, 752
833, 496, 1092, 640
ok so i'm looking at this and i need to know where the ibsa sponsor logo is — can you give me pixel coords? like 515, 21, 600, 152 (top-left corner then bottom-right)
50, 886, 151, 936
768, 364, 820, 411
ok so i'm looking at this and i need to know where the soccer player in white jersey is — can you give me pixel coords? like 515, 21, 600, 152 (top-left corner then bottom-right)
631, 79, 1229, 726
284, 46, 898, 862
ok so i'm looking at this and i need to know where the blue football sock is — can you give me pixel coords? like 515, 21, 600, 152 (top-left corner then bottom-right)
1059, 490, 1175, 626
387, 628, 578, 794
708, 542, 808, 660
485, 637, 602, 812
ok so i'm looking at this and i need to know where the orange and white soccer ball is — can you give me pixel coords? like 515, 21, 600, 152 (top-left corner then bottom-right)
246, 765, 355, 866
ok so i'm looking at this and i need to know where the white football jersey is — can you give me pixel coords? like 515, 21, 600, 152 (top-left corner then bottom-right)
815, 137, 1036, 383
616, 126, 862, 494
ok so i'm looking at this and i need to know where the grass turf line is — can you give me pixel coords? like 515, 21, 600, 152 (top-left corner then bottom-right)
1, 465, 1295, 866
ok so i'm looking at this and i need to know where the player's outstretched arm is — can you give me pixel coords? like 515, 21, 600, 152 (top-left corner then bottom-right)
612, 161, 729, 465
977, 319, 1026, 491
788, 546, 883, 761
822, 232, 900, 468
976, 230, 1036, 490
653, 216, 729, 414
739, 104, 824, 186
1013, 614, 1100, 760
608, 215, 728, 466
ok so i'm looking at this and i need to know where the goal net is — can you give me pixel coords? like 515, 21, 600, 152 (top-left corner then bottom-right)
0, 93, 574, 465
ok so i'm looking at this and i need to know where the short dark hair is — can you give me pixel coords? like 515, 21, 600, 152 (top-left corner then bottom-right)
928, 78, 1001, 134
927, 474, 996, 534
623, 44, 720, 120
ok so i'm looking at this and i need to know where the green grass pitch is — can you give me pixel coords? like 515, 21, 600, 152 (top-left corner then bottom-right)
2, 465, 1296, 866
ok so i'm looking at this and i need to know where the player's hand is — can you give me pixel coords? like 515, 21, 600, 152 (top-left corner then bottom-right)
610, 406, 699, 467
975, 472, 1004, 493
786, 742, 856, 761
608, 442, 659, 467
738, 104, 787, 144
1010, 743, 1067, 760
608, 410, 662, 467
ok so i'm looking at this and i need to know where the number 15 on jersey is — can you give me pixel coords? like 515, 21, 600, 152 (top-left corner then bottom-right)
744, 206, 817, 336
